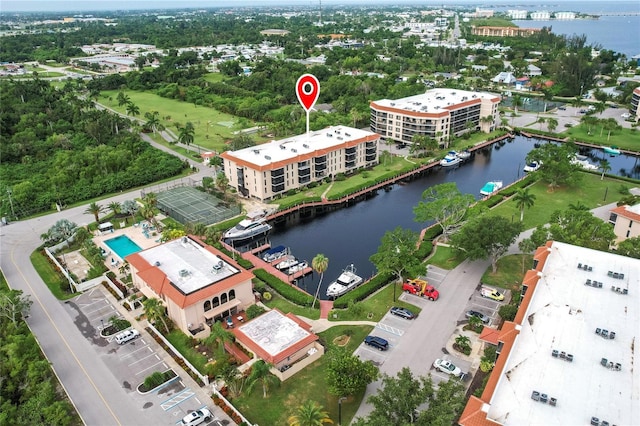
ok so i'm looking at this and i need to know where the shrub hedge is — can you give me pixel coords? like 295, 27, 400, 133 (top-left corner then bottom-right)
252, 269, 314, 306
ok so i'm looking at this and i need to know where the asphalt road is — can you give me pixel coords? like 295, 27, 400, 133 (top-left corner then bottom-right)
0, 138, 220, 425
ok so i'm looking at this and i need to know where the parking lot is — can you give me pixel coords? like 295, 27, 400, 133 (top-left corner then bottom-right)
62, 287, 222, 425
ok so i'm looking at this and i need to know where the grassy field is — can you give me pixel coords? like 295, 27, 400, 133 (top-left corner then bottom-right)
233, 324, 373, 425
263, 292, 321, 320
427, 245, 466, 270
487, 172, 634, 230
563, 124, 640, 151
99, 90, 242, 152
30, 249, 78, 300
328, 281, 422, 321
481, 254, 533, 291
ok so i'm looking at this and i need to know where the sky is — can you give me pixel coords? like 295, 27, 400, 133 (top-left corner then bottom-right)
0, 0, 611, 13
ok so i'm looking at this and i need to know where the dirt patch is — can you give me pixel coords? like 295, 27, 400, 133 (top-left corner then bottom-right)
333, 335, 350, 346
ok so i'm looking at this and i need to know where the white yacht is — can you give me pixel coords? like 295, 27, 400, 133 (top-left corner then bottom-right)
223, 210, 272, 241
326, 264, 363, 299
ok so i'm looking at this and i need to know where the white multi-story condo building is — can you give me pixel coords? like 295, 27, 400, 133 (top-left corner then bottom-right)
370, 89, 500, 146
554, 11, 576, 20
530, 11, 551, 20
220, 126, 379, 201
507, 10, 528, 20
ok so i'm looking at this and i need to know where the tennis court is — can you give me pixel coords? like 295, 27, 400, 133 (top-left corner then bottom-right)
155, 186, 241, 226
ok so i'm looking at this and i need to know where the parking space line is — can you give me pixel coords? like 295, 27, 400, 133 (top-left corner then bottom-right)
135, 359, 165, 376
120, 345, 153, 360
85, 305, 115, 317
160, 388, 195, 411
376, 323, 404, 336
78, 298, 109, 309
127, 352, 158, 367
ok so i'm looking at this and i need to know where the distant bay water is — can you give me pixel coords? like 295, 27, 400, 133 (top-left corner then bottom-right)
505, 0, 639, 57
513, 16, 640, 57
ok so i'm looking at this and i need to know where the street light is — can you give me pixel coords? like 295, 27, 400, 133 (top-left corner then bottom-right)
100, 319, 104, 331
338, 397, 347, 426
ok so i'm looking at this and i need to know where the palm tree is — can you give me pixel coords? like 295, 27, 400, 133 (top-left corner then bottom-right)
142, 192, 157, 208
143, 298, 170, 334
85, 202, 105, 223
288, 400, 334, 426
593, 101, 607, 117
513, 188, 536, 221
537, 116, 546, 131
512, 94, 522, 115
480, 114, 494, 131
122, 200, 139, 224
599, 159, 611, 180
193, 223, 207, 237
178, 121, 195, 147
144, 111, 164, 134
204, 322, 235, 357
311, 254, 329, 309
546, 117, 558, 133
108, 201, 121, 218
125, 101, 140, 117
246, 360, 279, 398
116, 91, 130, 107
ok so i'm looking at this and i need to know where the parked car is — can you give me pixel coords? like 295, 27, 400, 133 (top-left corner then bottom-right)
621, 113, 631, 119
179, 408, 212, 426
466, 310, 490, 324
364, 335, 389, 351
480, 286, 505, 301
558, 106, 567, 110
433, 358, 463, 377
390, 306, 415, 320
114, 329, 140, 345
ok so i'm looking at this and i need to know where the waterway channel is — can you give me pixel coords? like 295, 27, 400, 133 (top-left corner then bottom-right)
263, 135, 640, 299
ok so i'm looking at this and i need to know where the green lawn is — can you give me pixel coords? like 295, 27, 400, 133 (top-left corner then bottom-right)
99, 90, 242, 152
481, 254, 533, 291
328, 281, 422, 321
165, 330, 209, 374
263, 292, 321, 320
30, 249, 78, 300
202, 73, 227, 84
487, 172, 633, 230
563, 124, 640, 151
426, 245, 466, 270
233, 325, 373, 425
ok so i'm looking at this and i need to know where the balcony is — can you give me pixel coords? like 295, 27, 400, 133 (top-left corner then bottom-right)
271, 168, 284, 178
272, 183, 285, 193
345, 160, 356, 169
365, 153, 377, 162
298, 175, 311, 184
271, 176, 284, 185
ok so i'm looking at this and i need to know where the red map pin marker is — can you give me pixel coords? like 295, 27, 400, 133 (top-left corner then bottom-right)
296, 74, 320, 112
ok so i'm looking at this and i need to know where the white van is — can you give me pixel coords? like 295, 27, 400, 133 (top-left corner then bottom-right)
115, 329, 140, 345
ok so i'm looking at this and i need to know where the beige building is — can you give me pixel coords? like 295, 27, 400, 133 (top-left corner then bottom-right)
471, 26, 542, 37
370, 89, 500, 146
127, 235, 254, 336
631, 87, 640, 121
608, 203, 640, 243
220, 125, 379, 201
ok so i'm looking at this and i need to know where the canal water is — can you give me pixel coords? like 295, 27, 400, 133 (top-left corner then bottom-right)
264, 135, 640, 299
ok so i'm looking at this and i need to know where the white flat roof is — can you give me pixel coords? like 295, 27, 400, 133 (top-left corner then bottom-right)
373, 88, 498, 114
238, 309, 310, 356
226, 125, 377, 167
138, 236, 239, 295
489, 241, 640, 425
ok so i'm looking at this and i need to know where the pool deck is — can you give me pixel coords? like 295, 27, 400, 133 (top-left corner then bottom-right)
93, 222, 161, 270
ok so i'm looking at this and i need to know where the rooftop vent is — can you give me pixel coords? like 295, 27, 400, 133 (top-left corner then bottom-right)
327, 133, 333, 137
265, 155, 271, 160
154, 261, 161, 266
337, 136, 343, 140
181, 236, 188, 244
179, 269, 190, 278
280, 145, 286, 149
345, 132, 351, 137
291, 148, 297, 153
303, 143, 310, 148
253, 149, 260, 154
212, 260, 223, 272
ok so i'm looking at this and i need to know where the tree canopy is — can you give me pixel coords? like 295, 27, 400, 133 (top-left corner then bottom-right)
413, 183, 475, 240
526, 142, 583, 191
369, 227, 426, 284
325, 347, 378, 397
450, 215, 524, 273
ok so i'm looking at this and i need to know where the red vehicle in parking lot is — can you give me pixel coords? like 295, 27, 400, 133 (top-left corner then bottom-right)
402, 278, 439, 301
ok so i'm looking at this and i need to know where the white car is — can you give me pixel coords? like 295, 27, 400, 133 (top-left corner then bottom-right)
114, 329, 140, 345
433, 358, 463, 377
621, 113, 631, 119
180, 408, 212, 426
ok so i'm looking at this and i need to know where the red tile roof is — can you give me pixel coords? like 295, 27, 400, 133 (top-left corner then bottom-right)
611, 204, 640, 223
479, 327, 500, 345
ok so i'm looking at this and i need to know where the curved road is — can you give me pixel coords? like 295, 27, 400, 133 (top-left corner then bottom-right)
0, 136, 214, 425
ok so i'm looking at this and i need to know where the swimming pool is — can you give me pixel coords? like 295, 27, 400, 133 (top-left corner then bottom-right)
104, 235, 142, 260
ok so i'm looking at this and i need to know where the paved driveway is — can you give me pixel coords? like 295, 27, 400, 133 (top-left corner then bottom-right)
352, 258, 491, 422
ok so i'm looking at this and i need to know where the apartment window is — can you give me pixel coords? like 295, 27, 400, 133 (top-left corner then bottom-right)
212, 296, 220, 308
626, 230, 631, 237
221, 293, 228, 304
629, 220, 633, 228
204, 300, 211, 312
229, 290, 236, 300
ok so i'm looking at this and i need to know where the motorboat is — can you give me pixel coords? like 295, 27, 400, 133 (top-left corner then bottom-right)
326, 264, 363, 298
276, 255, 299, 271
223, 210, 272, 241
439, 151, 462, 167
457, 150, 471, 161
604, 146, 621, 156
262, 245, 288, 262
570, 155, 598, 171
480, 181, 503, 196
523, 161, 541, 172
287, 261, 308, 274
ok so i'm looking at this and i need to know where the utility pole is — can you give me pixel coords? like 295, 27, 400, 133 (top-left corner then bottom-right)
7, 188, 16, 220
